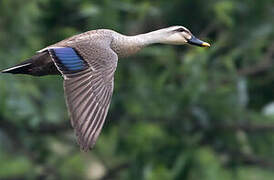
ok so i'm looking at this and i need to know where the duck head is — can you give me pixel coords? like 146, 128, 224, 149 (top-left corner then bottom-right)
154, 26, 210, 47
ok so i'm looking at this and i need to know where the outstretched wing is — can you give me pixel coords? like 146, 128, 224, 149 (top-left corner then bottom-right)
48, 46, 117, 151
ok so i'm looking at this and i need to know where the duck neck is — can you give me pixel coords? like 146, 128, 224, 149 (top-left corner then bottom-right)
111, 29, 167, 58
133, 29, 169, 45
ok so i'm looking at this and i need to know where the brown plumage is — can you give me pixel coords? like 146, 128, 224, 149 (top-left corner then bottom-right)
1, 26, 210, 151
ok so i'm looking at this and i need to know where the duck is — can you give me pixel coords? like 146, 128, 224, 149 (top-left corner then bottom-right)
1, 26, 210, 151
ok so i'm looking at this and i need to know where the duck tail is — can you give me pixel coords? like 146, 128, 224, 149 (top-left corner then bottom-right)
1, 61, 33, 75
1, 51, 60, 76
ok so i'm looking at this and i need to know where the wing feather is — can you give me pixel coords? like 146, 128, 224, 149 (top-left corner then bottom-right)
48, 45, 117, 151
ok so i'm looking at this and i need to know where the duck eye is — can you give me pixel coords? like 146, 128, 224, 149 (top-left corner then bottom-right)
176, 28, 186, 32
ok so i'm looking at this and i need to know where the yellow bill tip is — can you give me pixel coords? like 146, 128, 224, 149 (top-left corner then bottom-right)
202, 42, 211, 47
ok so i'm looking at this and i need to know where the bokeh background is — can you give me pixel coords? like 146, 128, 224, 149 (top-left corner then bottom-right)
0, 0, 274, 179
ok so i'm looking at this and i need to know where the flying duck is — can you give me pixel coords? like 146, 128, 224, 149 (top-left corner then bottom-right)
1, 26, 210, 151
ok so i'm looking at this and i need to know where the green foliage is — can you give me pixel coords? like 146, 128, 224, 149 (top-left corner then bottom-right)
0, 152, 33, 178
1, 0, 274, 179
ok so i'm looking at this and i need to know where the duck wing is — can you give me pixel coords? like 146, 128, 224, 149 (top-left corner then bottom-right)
46, 43, 117, 151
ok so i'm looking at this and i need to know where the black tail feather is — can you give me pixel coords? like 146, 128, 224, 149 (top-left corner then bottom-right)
1, 62, 32, 75
1, 51, 60, 76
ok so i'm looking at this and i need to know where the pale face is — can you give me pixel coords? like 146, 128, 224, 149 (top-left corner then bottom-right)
163, 26, 210, 47
163, 26, 192, 45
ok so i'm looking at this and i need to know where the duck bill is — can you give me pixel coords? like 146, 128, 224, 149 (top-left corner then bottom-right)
187, 36, 210, 47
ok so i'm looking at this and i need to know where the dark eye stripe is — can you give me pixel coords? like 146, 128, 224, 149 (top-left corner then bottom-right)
171, 27, 192, 34
176, 28, 186, 32
176, 27, 192, 34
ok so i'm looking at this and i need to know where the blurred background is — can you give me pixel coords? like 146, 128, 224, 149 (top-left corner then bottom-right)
0, 0, 274, 179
